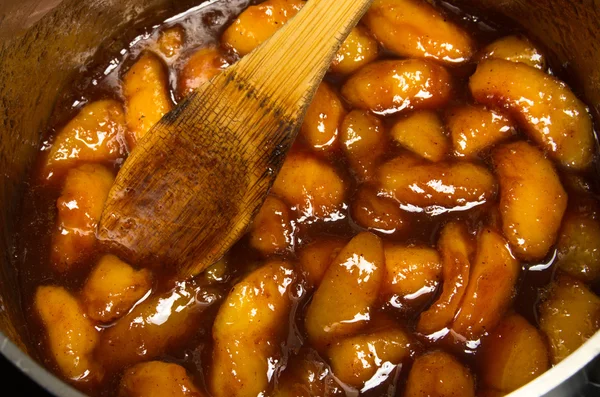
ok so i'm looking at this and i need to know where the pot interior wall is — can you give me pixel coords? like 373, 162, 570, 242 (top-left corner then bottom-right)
0, 0, 598, 390
452, 0, 600, 122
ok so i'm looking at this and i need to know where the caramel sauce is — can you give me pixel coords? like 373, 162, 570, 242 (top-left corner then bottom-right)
12, 0, 600, 396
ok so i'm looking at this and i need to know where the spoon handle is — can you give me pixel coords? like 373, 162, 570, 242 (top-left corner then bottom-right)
98, 0, 374, 278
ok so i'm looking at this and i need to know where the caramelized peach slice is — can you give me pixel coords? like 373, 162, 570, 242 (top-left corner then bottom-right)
327, 324, 412, 388
417, 222, 472, 335
405, 351, 475, 397
452, 228, 520, 339
51, 164, 114, 272
480, 313, 549, 392
300, 82, 345, 152
178, 46, 230, 97
305, 232, 384, 348
480, 35, 546, 70
351, 185, 408, 234
272, 152, 345, 219
157, 25, 185, 58
390, 110, 450, 162
471, 59, 594, 169
331, 25, 379, 75
446, 105, 514, 158
298, 238, 347, 288
82, 254, 152, 323
248, 195, 293, 256
97, 280, 221, 370
119, 361, 204, 397
539, 274, 600, 364
363, 0, 474, 64
41, 100, 127, 182
210, 261, 296, 397
35, 286, 102, 383
274, 349, 343, 397
201, 257, 229, 284
377, 155, 496, 211
221, 0, 303, 56
383, 245, 442, 298
123, 52, 172, 148
493, 141, 567, 260
342, 59, 452, 115
556, 213, 600, 283
340, 110, 386, 181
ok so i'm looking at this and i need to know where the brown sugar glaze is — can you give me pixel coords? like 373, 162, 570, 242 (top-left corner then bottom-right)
13, 0, 600, 396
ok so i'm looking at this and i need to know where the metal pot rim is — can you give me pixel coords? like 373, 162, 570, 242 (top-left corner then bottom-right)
0, 0, 598, 396
0, 330, 85, 397
1, 325, 599, 396
508, 328, 600, 396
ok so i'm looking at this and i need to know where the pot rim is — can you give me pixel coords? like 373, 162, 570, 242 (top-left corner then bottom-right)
507, 328, 600, 396
0, 0, 598, 396
0, 330, 85, 397
1, 326, 598, 396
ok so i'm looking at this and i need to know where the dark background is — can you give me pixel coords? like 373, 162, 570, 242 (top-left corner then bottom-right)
1, 353, 50, 396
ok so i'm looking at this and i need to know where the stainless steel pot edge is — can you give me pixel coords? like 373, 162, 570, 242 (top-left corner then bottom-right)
508, 328, 600, 396
0, 0, 599, 396
1, 326, 599, 396
0, 330, 86, 397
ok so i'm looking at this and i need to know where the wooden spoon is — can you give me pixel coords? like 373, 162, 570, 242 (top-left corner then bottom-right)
97, 0, 374, 279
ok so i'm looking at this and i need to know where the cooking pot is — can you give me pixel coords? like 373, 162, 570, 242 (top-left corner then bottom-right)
0, 0, 599, 395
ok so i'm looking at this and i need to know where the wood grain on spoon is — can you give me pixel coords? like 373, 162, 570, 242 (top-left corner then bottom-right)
97, 0, 374, 279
